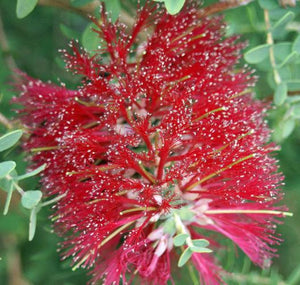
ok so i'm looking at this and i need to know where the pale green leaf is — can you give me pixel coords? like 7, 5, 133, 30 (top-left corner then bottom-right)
272, 11, 295, 31
173, 233, 189, 246
258, 0, 279, 10
70, 0, 93, 7
164, 0, 185, 15
282, 118, 296, 139
178, 247, 193, 267
191, 239, 210, 248
0, 161, 16, 178
0, 130, 23, 152
189, 246, 212, 253
21, 190, 43, 209
244, 44, 270, 64
3, 181, 14, 215
274, 82, 288, 106
29, 207, 38, 241
16, 0, 38, 19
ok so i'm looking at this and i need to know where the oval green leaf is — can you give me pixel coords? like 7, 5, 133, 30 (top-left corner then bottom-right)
191, 239, 210, 248
274, 82, 288, 106
0, 130, 23, 152
3, 181, 14, 215
0, 161, 16, 178
293, 34, 300, 54
21, 190, 42, 209
190, 246, 212, 253
29, 207, 38, 241
282, 118, 295, 139
16, 0, 38, 19
173, 233, 189, 246
272, 11, 295, 31
178, 247, 193, 267
164, 0, 185, 15
244, 44, 270, 64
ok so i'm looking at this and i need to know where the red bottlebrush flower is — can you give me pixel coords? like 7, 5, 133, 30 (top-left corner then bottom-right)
16, 2, 288, 284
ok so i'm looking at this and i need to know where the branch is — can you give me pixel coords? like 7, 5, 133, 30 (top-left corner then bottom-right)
198, 0, 254, 18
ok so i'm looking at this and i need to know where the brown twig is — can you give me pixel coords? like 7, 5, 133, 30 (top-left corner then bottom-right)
198, 0, 254, 18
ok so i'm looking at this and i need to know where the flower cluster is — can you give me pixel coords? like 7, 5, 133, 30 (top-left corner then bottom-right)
16, 2, 286, 284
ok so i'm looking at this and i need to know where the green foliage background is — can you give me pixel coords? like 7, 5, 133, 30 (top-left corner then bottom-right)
0, 0, 300, 284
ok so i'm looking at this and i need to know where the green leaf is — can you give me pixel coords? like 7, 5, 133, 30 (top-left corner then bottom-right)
29, 207, 38, 241
164, 0, 185, 15
163, 218, 176, 235
178, 247, 193, 267
287, 80, 300, 91
189, 246, 212, 253
293, 35, 300, 54
278, 52, 298, 69
258, 0, 279, 10
291, 103, 300, 119
59, 24, 80, 40
272, 11, 295, 31
173, 233, 189, 246
287, 264, 300, 285
70, 0, 93, 7
16, 0, 38, 19
0, 130, 23, 152
82, 23, 101, 54
274, 82, 288, 106
191, 239, 210, 248
3, 180, 14, 215
103, 0, 121, 22
16, 164, 46, 181
282, 118, 295, 139
274, 42, 292, 62
176, 207, 194, 221
21, 190, 42, 209
244, 44, 270, 64
0, 161, 16, 178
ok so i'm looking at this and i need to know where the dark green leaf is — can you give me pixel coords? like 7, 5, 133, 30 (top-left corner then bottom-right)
16, 164, 46, 181
60, 24, 80, 40
21, 190, 42, 209
178, 247, 193, 267
0, 161, 16, 178
173, 233, 189, 246
164, 0, 185, 15
274, 82, 288, 106
244, 44, 270, 64
16, 0, 38, 19
0, 130, 23, 152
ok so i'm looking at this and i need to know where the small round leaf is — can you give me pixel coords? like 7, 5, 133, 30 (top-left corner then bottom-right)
21, 190, 43, 209
0, 161, 16, 178
0, 130, 23, 152
274, 83, 288, 106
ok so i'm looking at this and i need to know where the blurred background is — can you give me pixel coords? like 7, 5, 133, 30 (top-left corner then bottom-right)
0, 0, 300, 284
